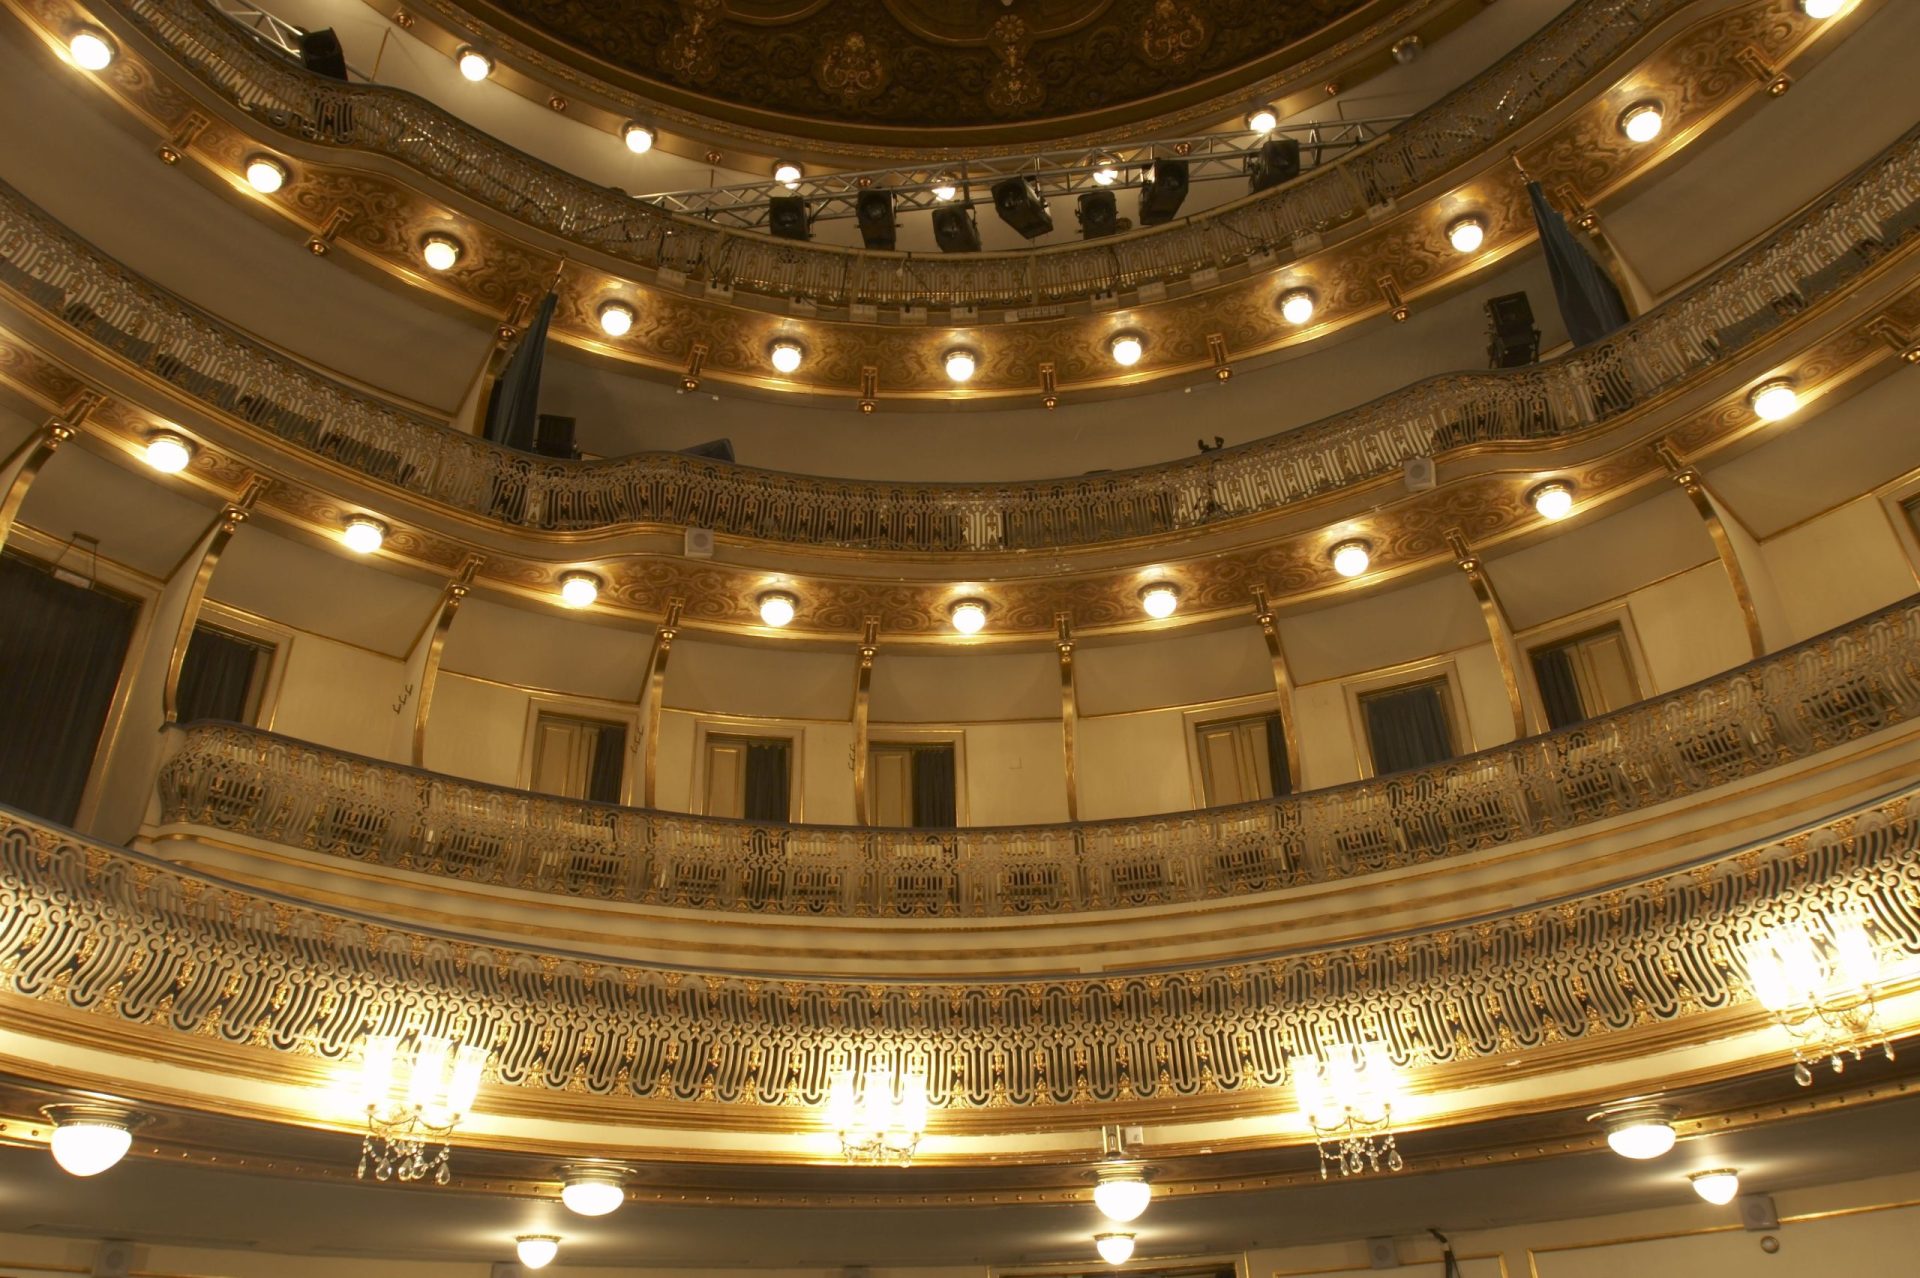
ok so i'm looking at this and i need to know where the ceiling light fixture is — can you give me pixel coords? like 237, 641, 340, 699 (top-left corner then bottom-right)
949, 598, 988, 635
515, 1236, 560, 1269
1530, 480, 1575, 520
455, 46, 494, 81
1594, 1104, 1677, 1160
1749, 379, 1800, 421
68, 28, 115, 70
622, 122, 655, 153
1799, 0, 1843, 16
1245, 105, 1279, 134
827, 1067, 930, 1166
1689, 1169, 1741, 1205
1093, 1161, 1153, 1223
758, 591, 798, 627
244, 156, 288, 194
421, 234, 462, 272
1109, 334, 1145, 367
1279, 288, 1317, 325
1330, 540, 1371, 578
342, 517, 387, 554
1743, 913, 1891, 1085
769, 340, 805, 375
1446, 216, 1486, 253
944, 348, 978, 383
598, 302, 635, 338
1619, 101, 1664, 144
356, 1033, 488, 1184
42, 1105, 140, 1177
1138, 583, 1179, 620
1295, 1041, 1405, 1178
144, 432, 193, 474
558, 572, 601, 608
1095, 1233, 1137, 1265
773, 160, 804, 187
560, 1166, 628, 1216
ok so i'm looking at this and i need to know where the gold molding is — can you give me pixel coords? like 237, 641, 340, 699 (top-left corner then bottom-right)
1448, 527, 1533, 738
1659, 440, 1765, 660
1250, 588, 1304, 788
160, 480, 264, 723
639, 597, 682, 805
1057, 612, 1079, 822
0, 410, 80, 557
411, 553, 482, 765
853, 616, 877, 825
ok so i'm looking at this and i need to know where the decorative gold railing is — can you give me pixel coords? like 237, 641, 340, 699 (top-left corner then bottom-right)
154, 598, 1920, 917
1, 125, 1916, 553
13, 781, 1919, 1110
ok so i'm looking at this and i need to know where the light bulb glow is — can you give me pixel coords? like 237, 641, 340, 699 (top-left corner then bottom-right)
1139, 584, 1179, 619
773, 161, 803, 187
1602, 1111, 1677, 1160
932, 176, 958, 201
770, 340, 805, 374
1095, 1233, 1136, 1265
558, 572, 601, 609
1093, 1169, 1152, 1222
1690, 1169, 1740, 1205
1447, 216, 1485, 253
1279, 289, 1316, 325
560, 1173, 625, 1216
1091, 159, 1119, 187
1245, 106, 1279, 134
516, 1236, 560, 1269
1530, 481, 1575, 520
245, 156, 287, 194
1749, 380, 1799, 420
758, 591, 797, 627
144, 433, 193, 473
421, 235, 462, 272
598, 302, 635, 337
1619, 102, 1664, 144
342, 517, 386, 554
1799, 0, 1843, 16
1109, 334, 1144, 367
944, 349, 978, 383
1330, 540, 1371, 578
456, 47, 493, 81
68, 29, 115, 70
949, 599, 988, 635
48, 1120, 132, 1177
622, 122, 655, 154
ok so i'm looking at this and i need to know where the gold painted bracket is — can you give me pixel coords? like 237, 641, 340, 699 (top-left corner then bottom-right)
0, 413, 82, 557
852, 617, 878, 824
1250, 588, 1303, 789
1734, 46, 1792, 96
1658, 441, 1778, 659
156, 110, 211, 165
1447, 528, 1534, 738
1056, 613, 1079, 821
640, 598, 684, 807
1378, 274, 1409, 323
161, 477, 270, 724
304, 207, 353, 257
1867, 315, 1920, 363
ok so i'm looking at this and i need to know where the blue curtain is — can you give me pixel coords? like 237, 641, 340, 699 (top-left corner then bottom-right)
1362, 682, 1455, 775
1527, 181, 1630, 346
482, 291, 558, 451
743, 741, 790, 822
1530, 644, 1587, 730
910, 745, 957, 828
176, 624, 264, 723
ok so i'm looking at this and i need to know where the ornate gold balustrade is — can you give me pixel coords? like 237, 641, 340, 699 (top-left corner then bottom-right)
153, 597, 1920, 918
1, 124, 1917, 554
14, 778, 1920, 1118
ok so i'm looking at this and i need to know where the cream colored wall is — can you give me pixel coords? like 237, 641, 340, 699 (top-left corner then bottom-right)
1076, 709, 1198, 818
1757, 496, 1917, 642
423, 675, 530, 788
1623, 563, 1754, 691
267, 633, 405, 759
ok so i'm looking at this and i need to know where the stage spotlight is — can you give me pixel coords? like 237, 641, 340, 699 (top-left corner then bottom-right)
932, 204, 982, 253
1091, 156, 1120, 186
1138, 159, 1190, 225
931, 174, 959, 201
991, 176, 1054, 239
1247, 137, 1301, 193
1077, 191, 1119, 239
856, 189, 897, 250
768, 196, 811, 241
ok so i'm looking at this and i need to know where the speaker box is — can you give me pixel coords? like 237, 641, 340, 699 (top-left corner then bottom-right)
855, 189, 896, 250
298, 28, 349, 81
1077, 190, 1118, 239
1138, 159, 1190, 225
533, 413, 577, 460
92, 1241, 134, 1278
932, 204, 982, 253
684, 527, 716, 559
1247, 137, 1302, 192
990, 176, 1054, 239
1738, 1193, 1780, 1231
1364, 1236, 1401, 1269
1484, 289, 1540, 368
768, 196, 811, 241
1403, 455, 1437, 492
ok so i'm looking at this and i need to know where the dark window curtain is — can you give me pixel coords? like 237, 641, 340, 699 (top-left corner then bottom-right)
1530, 645, 1587, 729
910, 745, 957, 828
175, 625, 262, 723
1263, 713, 1293, 797
586, 723, 627, 804
1363, 683, 1455, 776
0, 553, 137, 824
742, 741, 790, 822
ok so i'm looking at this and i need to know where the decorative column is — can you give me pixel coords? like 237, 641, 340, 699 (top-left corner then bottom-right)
852, 618, 878, 824
1659, 442, 1792, 658
1250, 589, 1304, 788
638, 599, 683, 808
1447, 529, 1537, 739
0, 394, 99, 555
394, 554, 482, 767
1057, 613, 1079, 821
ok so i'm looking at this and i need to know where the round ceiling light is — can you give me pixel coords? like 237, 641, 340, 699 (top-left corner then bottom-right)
1095, 1233, 1137, 1266
144, 432, 193, 474
68, 28, 115, 70
949, 599, 988, 635
622, 122, 655, 154
1093, 1164, 1153, 1222
516, 1236, 560, 1269
1749, 379, 1800, 420
758, 591, 797, 627
1330, 540, 1371, 578
558, 572, 601, 609
1799, 0, 1843, 16
421, 235, 462, 272
769, 340, 805, 375
341, 517, 387, 554
1597, 1106, 1677, 1160
598, 302, 635, 338
1530, 480, 1575, 521
1619, 101, 1664, 144
1245, 105, 1279, 134
1138, 583, 1179, 620
944, 348, 978, 383
455, 47, 494, 81
1109, 334, 1145, 367
244, 156, 288, 194
1279, 288, 1317, 326
560, 1168, 626, 1216
44, 1107, 136, 1177
1689, 1169, 1741, 1205
1446, 216, 1486, 253
773, 160, 804, 187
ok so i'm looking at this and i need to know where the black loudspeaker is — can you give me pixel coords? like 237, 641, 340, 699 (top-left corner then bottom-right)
679, 438, 736, 463
1077, 190, 1118, 239
990, 176, 1054, 239
932, 204, 983, 253
533, 414, 577, 460
298, 27, 349, 81
768, 196, 811, 241
1485, 290, 1540, 368
855, 190, 896, 250
1138, 159, 1190, 225
1247, 137, 1302, 192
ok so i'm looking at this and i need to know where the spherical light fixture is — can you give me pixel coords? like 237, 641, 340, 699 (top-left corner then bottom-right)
43, 1107, 136, 1177
1095, 1233, 1136, 1265
1749, 379, 1800, 421
514, 1236, 560, 1269
68, 28, 115, 70
1618, 102, 1664, 144
1446, 216, 1486, 254
1109, 334, 1145, 367
1091, 157, 1120, 187
1278, 288, 1317, 326
1530, 480, 1575, 521
1138, 583, 1179, 620
421, 235, 463, 272
769, 340, 805, 375
1799, 0, 1844, 16
560, 1168, 626, 1216
758, 591, 797, 628
773, 160, 804, 187
1689, 1169, 1741, 1205
944, 348, 978, 383
596, 301, 636, 338
1245, 105, 1279, 134
1330, 540, 1371, 578
558, 571, 601, 609
1596, 1106, 1677, 1160
341, 516, 387, 555
622, 122, 656, 154
1093, 1164, 1153, 1222
143, 432, 193, 474
949, 599, 988, 635
455, 47, 494, 81
244, 156, 288, 194
931, 175, 959, 202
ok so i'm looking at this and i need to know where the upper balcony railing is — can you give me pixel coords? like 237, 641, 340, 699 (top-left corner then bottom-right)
1, 126, 1916, 553
128, 0, 1682, 305
153, 597, 1920, 918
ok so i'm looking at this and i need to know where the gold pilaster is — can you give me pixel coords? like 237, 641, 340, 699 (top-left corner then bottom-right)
852, 618, 878, 825
1250, 588, 1303, 788
161, 477, 268, 723
1056, 613, 1078, 821
640, 599, 684, 808
409, 554, 482, 767
1660, 441, 1775, 659
1448, 529, 1534, 739
0, 407, 88, 556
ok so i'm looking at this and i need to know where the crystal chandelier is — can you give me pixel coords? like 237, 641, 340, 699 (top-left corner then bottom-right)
825, 1067, 929, 1166
1743, 913, 1894, 1085
1293, 1041, 1404, 1179
355, 1033, 489, 1184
